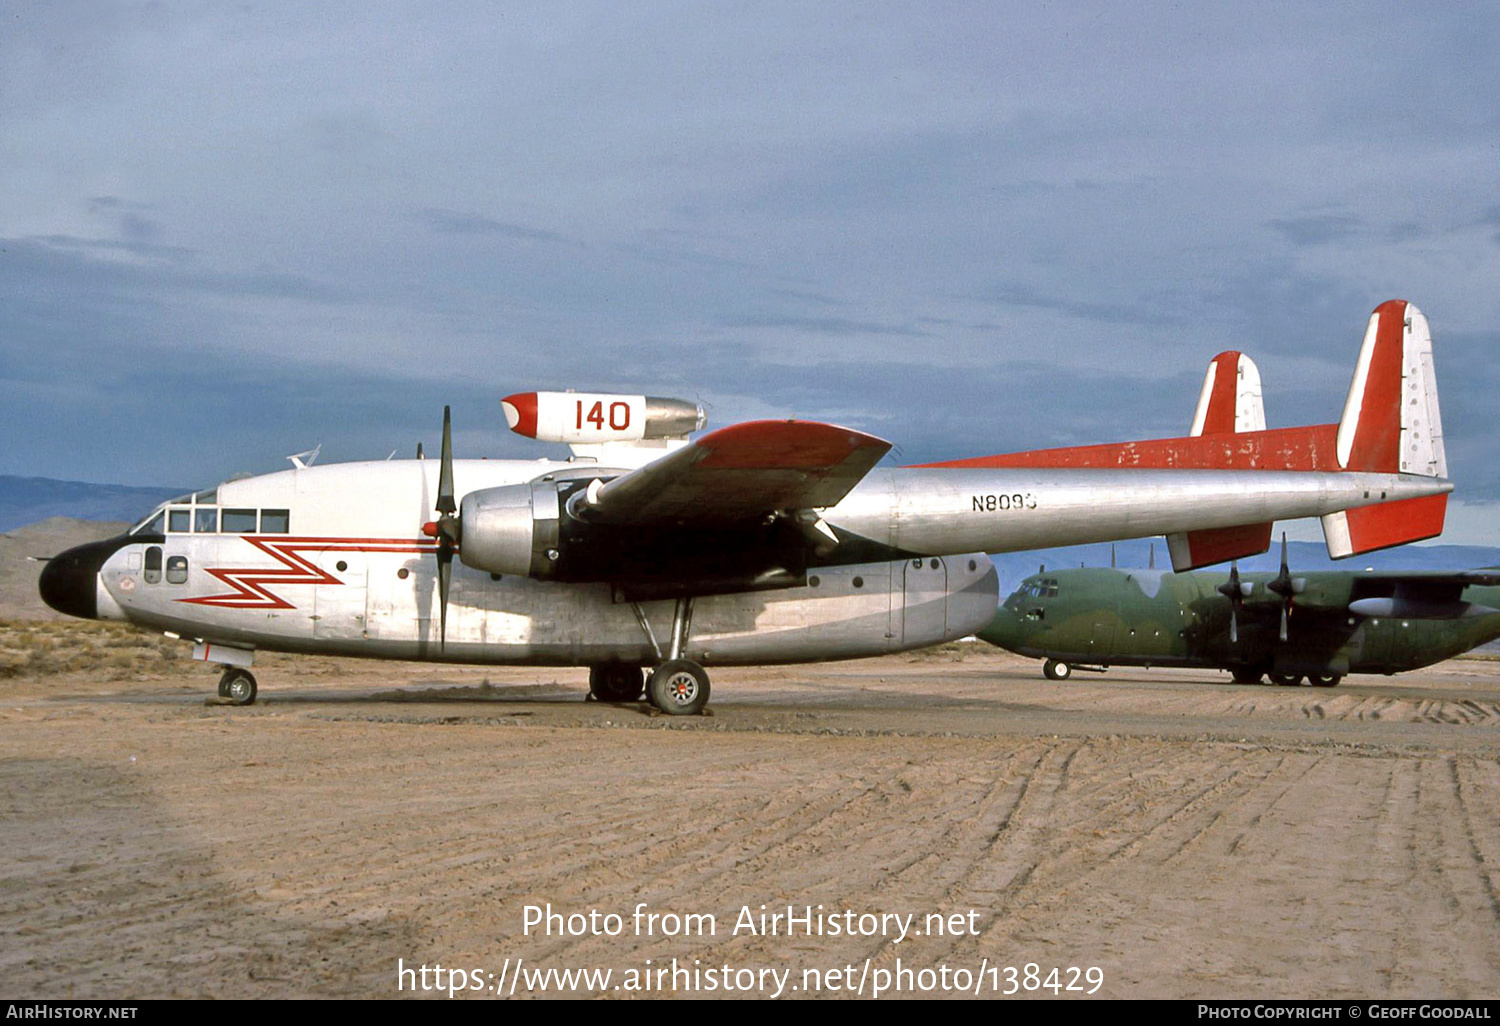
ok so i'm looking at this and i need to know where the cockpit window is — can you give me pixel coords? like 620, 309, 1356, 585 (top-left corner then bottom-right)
168, 508, 191, 533
1017, 578, 1061, 599
222, 509, 257, 533
261, 509, 290, 534
132, 511, 165, 535
194, 487, 219, 504
194, 508, 219, 533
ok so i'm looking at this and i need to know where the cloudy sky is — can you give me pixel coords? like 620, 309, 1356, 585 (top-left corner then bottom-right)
4, 3, 1499, 538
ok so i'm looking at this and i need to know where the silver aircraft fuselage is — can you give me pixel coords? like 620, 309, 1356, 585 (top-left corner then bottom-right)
53, 455, 1450, 671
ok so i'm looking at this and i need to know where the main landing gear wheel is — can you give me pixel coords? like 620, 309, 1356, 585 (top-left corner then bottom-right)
647, 659, 711, 716
1271, 672, 1305, 687
1042, 659, 1072, 681
1311, 674, 1342, 688
589, 664, 646, 703
1231, 668, 1264, 685
218, 668, 258, 706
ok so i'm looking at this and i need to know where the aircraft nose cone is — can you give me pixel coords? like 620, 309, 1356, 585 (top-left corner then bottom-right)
38, 536, 130, 620
978, 599, 1026, 650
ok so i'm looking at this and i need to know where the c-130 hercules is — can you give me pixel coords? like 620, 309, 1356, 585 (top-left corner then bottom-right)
41, 301, 1450, 714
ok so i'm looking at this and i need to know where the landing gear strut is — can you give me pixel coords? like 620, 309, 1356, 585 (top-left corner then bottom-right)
631, 595, 713, 715
217, 668, 258, 706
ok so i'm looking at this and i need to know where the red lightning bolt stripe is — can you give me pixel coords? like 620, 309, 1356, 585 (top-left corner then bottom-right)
178, 536, 436, 610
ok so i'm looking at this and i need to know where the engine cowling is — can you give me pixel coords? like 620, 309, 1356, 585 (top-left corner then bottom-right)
458, 479, 564, 578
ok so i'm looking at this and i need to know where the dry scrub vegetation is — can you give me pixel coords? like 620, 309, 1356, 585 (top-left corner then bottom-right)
0, 619, 186, 680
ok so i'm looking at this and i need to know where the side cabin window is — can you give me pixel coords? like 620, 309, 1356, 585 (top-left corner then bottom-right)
222, 509, 257, 533
144, 546, 162, 584
261, 509, 290, 534
166, 555, 189, 584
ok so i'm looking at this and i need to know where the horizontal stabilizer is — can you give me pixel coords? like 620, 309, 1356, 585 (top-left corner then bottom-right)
1321, 493, 1447, 559
1190, 351, 1265, 436
1166, 522, 1273, 571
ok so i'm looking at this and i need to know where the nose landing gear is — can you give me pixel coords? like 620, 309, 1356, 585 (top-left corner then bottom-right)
217, 668, 258, 706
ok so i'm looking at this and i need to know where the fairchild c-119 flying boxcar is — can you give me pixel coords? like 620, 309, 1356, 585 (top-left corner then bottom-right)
41, 300, 1453, 715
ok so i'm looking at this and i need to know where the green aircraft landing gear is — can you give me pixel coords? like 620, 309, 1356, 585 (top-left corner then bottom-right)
1231, 667, 1264, 685
1311, 674, 1342, 688
218, 668, 258, 706
589, 664, 646, 703
1042, 659, 1072, 681
1270, 672, 1305, 687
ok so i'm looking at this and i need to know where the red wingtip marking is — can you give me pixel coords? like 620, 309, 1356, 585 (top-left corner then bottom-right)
501, 393, 538, 438
695, 420, 887, 469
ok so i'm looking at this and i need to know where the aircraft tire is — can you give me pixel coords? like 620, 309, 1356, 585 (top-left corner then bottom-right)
1042, 659, 1072, 681
589, 664, 646, 703
1230, 668, 1263, 685
1271, 672, 1304, 687
1311, 674, 1342, 688
221, 669, 258, 706
648, 660, 710, 715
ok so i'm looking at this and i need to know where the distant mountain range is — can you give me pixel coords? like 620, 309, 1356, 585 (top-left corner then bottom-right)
0, 476, 184, 533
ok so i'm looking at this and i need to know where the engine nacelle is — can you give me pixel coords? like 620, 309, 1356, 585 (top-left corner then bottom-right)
501, 392, 705, 444
458, 480, 563, 578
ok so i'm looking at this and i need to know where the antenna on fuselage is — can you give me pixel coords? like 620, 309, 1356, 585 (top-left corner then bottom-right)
417, 442, 425, 460
287, 444, 321, 469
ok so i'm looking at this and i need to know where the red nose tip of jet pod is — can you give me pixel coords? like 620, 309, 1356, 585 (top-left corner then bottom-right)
500, 393, 538, 437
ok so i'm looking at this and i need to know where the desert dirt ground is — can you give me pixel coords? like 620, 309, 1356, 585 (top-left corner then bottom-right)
2, 630, 1499, 1000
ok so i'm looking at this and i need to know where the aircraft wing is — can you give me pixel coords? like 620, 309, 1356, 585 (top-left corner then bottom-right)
1345, 569, 1500, 619
570, 420, 891, 527
1348, 569, 1500, 589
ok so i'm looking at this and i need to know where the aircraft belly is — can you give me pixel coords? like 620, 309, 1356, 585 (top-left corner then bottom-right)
112, 549, 996, 668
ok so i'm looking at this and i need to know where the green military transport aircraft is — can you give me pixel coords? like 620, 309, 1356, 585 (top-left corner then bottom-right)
982, 547, 1500, 686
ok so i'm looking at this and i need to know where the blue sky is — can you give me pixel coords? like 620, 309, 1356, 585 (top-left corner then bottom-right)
4, 4, 1499, 538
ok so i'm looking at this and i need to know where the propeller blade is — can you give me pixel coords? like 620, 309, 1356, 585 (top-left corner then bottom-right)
1230, 605, 1238, 644
1279, 601, 1289, 643
437, 406, 455, 516
437, 542, 452, 650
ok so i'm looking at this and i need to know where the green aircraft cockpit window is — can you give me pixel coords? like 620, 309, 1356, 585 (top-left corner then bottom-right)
1017, 579, 1060, 600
